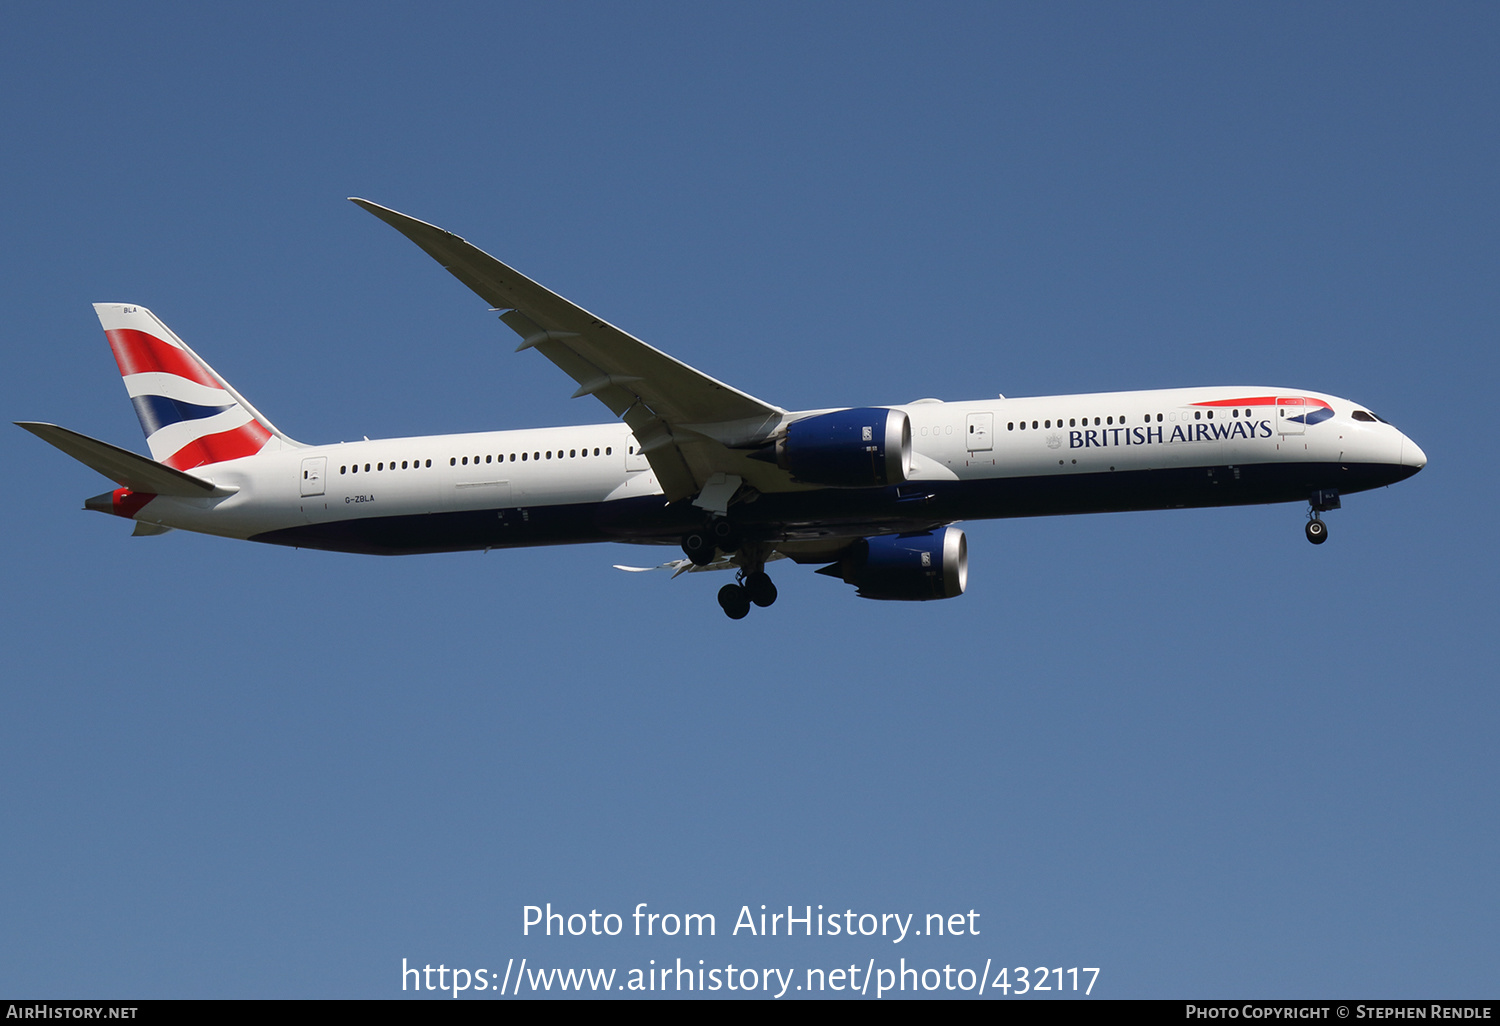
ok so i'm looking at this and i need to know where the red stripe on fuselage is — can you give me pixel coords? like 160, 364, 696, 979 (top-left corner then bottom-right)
105, 328, 219, 387
1192, 395, 1332, 410
1192, 396, 1279, 408
161, 421, 271, 470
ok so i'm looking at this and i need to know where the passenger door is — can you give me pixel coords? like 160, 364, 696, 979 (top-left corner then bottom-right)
1276, 397, 1306, 435
965, 412, 993, 452
299, 456, 326, 497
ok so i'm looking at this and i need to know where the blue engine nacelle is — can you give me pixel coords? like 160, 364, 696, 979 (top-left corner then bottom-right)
818, 527, 968, 601
773, 407, 911, 487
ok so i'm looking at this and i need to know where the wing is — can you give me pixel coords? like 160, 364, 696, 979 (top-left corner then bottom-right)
350, 199, 793, 504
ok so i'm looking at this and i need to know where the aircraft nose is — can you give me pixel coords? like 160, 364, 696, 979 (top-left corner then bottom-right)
1402, 435, 1427, 471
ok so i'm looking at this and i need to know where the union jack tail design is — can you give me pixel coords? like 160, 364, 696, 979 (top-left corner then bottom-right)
94, 304, 293, 471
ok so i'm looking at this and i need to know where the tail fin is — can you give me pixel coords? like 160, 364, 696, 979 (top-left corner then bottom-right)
95, 304, 297, 470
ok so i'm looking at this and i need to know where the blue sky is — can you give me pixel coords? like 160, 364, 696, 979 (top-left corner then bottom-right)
1, 2, 1495, 999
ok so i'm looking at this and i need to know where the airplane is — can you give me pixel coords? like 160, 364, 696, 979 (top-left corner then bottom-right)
18, 199, 1427, 619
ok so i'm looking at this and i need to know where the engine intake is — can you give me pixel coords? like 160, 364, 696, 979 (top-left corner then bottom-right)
769, 407, 911, 487
819, 527, 968, 601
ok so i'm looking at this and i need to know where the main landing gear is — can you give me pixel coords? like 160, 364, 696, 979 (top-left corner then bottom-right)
717, 570, 778, 620
684, 518, 777, 619
1305, 488, 1339, 545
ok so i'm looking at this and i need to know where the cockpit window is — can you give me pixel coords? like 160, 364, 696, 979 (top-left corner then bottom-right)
1352, 410, 1377, 422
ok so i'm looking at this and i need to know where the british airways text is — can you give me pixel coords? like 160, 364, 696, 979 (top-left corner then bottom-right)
1070, 420, 1273, 449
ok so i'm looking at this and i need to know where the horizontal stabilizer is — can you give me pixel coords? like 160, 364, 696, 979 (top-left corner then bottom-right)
16, 422, 235, 496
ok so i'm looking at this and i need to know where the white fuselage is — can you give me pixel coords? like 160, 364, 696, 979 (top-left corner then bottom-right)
124, 386, 1425, 554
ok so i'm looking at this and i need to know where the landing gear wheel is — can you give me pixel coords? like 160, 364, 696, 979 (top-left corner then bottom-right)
744, 571, 778, 608
710, 518, 741, 553
717, 583, 751, 619
682, 530, 715, 566
1305, 518, 1328, 545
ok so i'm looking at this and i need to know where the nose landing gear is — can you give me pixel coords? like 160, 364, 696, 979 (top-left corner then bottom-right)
1305, 488, 1339, 545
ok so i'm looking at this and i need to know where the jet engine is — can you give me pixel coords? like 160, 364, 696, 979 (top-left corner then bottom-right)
818, 527, 968, 601
759, 408, 911, 487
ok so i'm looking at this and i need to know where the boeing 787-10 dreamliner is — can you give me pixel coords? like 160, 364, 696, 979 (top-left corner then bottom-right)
19, 200, 1427, 618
